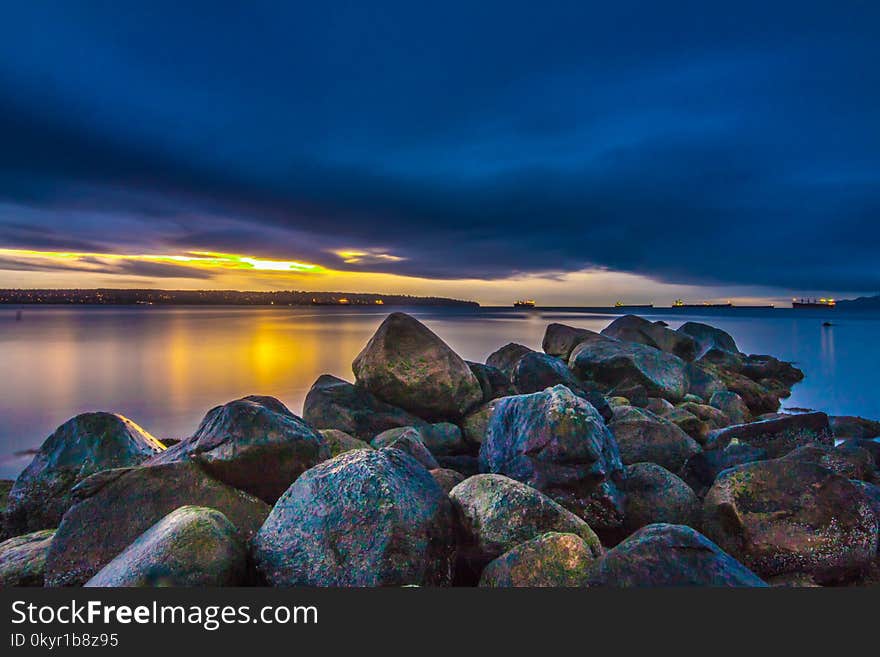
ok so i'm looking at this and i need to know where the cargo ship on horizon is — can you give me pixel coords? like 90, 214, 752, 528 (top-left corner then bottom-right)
513, 299, 536, 308
792, 297, 836, 309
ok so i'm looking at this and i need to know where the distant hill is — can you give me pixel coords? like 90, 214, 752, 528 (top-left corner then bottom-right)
0, 288, 480, 308
837, 294, 880, 309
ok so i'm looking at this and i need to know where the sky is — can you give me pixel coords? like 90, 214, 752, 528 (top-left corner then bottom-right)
0, 1, 878, 306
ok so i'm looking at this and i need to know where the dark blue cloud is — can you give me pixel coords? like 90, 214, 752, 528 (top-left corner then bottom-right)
0, 1, 879, 291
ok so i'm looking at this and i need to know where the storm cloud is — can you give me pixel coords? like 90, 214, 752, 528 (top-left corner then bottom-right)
0, 2, 878, 293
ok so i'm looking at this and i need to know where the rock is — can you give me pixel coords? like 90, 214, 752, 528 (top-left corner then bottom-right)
712, 368, 780, 415
704, 412, 832, 458
461, 401, 500, 445
429, 468, 466, 494
664, 407, 711, 444
303, 374, 428, 442
449, 474, 602, 579
0, 529, 55, 587
85, 506, 247, 587
608, 383, 649, 407
318, 429, 372, 457
709, 391, 750, 425
680, 444, 769, 497
783, 444, 876, 482
586, 524, 766, 587
838, 439, 880, 469
146, 396, 329, 503
676, 322, 740, 360
6, 412, 165, 535
542, 323, 604, 361
702, 458, 878, 583
253, 449, 456, 587
850, 481, 880, 529
569, 335, 688, 402
352, 313, 482, 421
678, 402, 730, 429
466, 361, 514, 402
479, 385, 625, 530
0, 479, 12, 539
740, 354, 804, 386
622, 463, 699, 534
422, 423, 469, 457
370, 427, 440, 470
510, 352, 613, 422
44, 461, 269, 587
607, 396, 631, 407
685, 362, 727, 401
608, 406, 701, 473
485, 343, 534, 377
646, 397, 675, 416
601, 315, 697, 361
682, 393, 704, 404
831, 416, 880, 440
479, 532, 597, 587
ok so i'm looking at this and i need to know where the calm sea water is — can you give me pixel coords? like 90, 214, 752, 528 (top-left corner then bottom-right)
1, 304, 878, 478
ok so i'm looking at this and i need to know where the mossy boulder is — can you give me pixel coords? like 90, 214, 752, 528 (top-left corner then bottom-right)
542, 323, 605, 361
318, 429, 372, 457
461, 400, 501, 445
479, 385, 625, 530
783, 444, 876, 482
147, 396, 329, 503
370, 427, 439, 469
510, 352, 612, 422
0, 529, 55, 587
44, 461, 269, 587
302, 374, 427, 442
608, 405, 701, 473
466, 361, 514, 402
831, 416, 880, 440
429, 468, 466, 494
485, 342, 534, 377
253, 448, 456, 587
622, 463, 699, 534
685, 362, 727, 401
701, 458, 878, 583
680, 443, 769, 497
85, 506, 247, 587
586, 524, 766, 587
601, 315, 697, 361
704, 412, 832, 458
708, 391, 750, 425
676, 322, 740, 361
664, 407, 711, 444
6, 412, 165, 535
449, 474, 602, 581
569, 334, 688, 402
479, 532, 597, 587
352, 313, 482, 421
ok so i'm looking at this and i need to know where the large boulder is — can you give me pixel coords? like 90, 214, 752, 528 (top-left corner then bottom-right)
5, 412, 165, 535
601, 315, 697, 361
479, 532, 597, 587
253, 449, 456, 587
704, 412, 832, 458
676, 321, 740, 360
302, 374, 427, 442
608, 406, 701, 473
838, 438, 880, 470
479, 385, 625, 530
701, 458, 878, 583
586, 524, 766, 587
318, 429, 372, 457
85, 506, 247, 587
542, 323, 604, 361
429, 468, 466, 494
370, 427, 440, 470
510, 352, 612, 422
831, 416, 880, 440
0, 529, 55, 587
680, 443, 769, 497
622, 463, 699, 534
739, 354, 804, 386
146, 396, 329, 503
449, 474, 602, 579
466, 361, 514, 402
708, 391, 750, 425
712, 368, 780, 415
569, 335, 688, 402
782, 444, 876, 483
352, 313, 482, 421
485, 343, 534, 377
685, 362, 727, 401
461, 400, 501, 445
44, 461, 269, 587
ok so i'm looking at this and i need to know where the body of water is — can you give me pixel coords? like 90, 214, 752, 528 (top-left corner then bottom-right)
1, 304, 878, 478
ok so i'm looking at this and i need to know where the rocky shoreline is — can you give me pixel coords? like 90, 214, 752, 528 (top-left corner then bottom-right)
1, 312, 879, 587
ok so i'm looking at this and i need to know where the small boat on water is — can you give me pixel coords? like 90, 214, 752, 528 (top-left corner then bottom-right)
513, 299, 536, 308
792, 297, 836, 309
